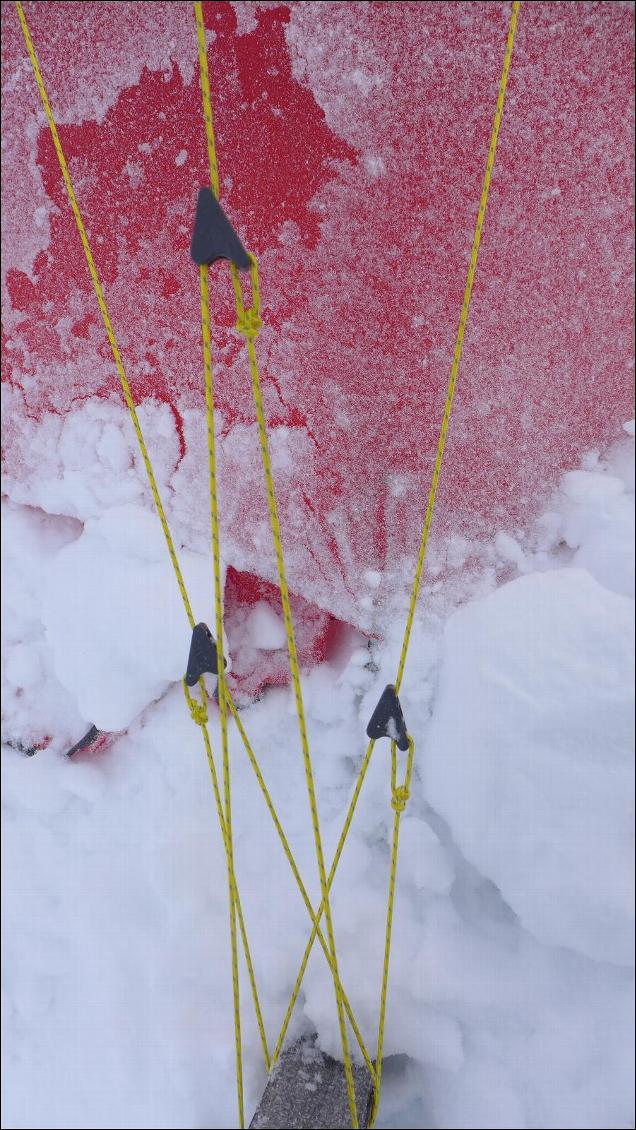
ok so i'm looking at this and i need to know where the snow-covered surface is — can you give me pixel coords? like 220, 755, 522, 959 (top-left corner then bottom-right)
2, 424, 634, 1129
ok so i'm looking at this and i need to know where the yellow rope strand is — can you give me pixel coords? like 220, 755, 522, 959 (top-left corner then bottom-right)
199, 262, 245, 1126
270, 736, 376, 1065
394, 0, 521, 696
367, 739, 415, 1128
195, 2, 370, 1114
231, 258, 360, 1126
194, 0, 220, 199
194, 2, 246, 1118
185, 683, 270, 1072
14, 0, 196, 633
272, 5, 522, 1117
226, 696, 376, 1082
369, 8, 521, 1123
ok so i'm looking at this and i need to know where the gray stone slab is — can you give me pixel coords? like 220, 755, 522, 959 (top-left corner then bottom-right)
250, 1036, 374, 1129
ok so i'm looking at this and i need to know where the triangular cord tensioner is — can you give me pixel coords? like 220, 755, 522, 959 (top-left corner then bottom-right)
185, 622, 227, 686
190, 186, 250, 270
366, 684, 410, 751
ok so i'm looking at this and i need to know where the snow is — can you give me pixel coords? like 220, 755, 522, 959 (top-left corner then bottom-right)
242, 601, 287, 650
42, 504, 227, 733
2, 424, 634, 1129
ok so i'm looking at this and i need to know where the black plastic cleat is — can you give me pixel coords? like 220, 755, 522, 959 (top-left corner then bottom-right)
185, 622, 226, 687
366, 684, 410, 751
190, 187, 250, 270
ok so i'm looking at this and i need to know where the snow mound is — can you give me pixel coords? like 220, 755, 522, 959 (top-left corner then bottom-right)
1, 502, 85, 752
242, 601, 287, 650
426, 567, 635, 965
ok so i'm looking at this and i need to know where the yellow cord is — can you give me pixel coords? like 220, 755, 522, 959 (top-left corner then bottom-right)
270, 734, 377, 1066
194, 0, 220, 199
185, 681, 270, 1073
231, 257, 360, 1125
394, 0, 521, 697
14, 0, 196, 634
371, 6, 521, 1121
199, 256, 245, 1130
194, 2, 245, 1117
269, 5, 522, 1122
367, 738, 415, 1127
226, 695, 376, 1082
196, 5, 361, 1108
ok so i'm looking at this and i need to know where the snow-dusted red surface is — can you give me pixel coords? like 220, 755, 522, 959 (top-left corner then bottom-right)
2, 2, 634, 637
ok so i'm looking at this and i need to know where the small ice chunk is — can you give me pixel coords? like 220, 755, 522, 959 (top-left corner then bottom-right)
243, 601, 287, 650
495, 531, 527, 572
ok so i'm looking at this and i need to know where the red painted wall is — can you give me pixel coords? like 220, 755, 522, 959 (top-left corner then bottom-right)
2, 2, 634, 647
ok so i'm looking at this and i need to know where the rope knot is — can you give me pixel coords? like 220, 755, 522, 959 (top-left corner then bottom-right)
188, 698, 208, 727
235, 307, 262, 340
391, 785, 410, 814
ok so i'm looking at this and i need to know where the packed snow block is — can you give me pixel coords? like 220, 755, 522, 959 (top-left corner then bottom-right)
250, 1037, 374, 1129
426, 567, 635, 966
41, 505, 230, 733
